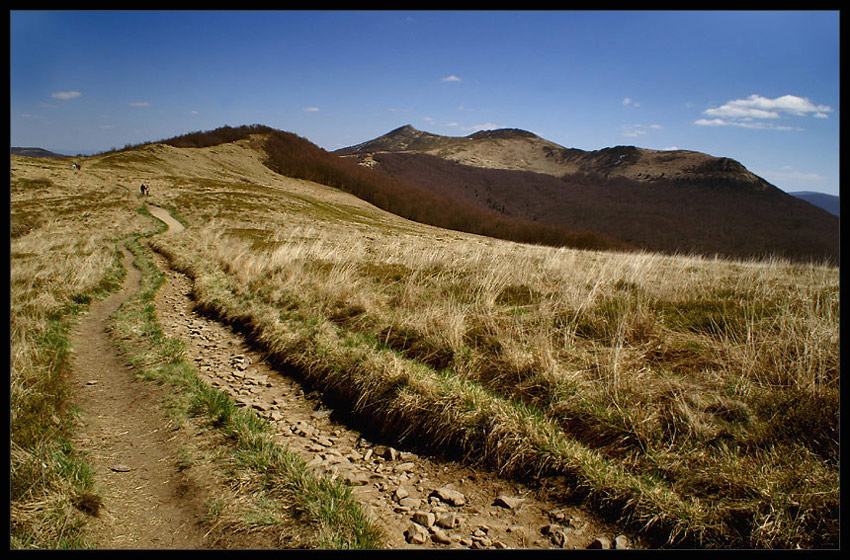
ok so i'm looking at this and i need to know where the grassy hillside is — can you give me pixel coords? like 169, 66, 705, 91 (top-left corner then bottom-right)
11, 127, 839, 548
156, 125, 633, 253
9, 148, 383, 549
10, 162, 152, 547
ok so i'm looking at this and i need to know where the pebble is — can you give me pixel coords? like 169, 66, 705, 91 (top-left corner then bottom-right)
156, 269, 641, 552
432, 487, 466, 506
412, 511, 436, 528
430, 527, 453, 545
398, 497, 422, 510
494, 495, 524, 509
404, 522, 430, 545
435, 511, 459, 529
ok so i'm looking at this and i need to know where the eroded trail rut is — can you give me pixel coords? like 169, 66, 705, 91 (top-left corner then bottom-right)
74, 204, 635, 549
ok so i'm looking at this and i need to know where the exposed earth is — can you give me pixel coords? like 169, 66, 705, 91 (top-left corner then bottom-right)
67, 202, 640, 549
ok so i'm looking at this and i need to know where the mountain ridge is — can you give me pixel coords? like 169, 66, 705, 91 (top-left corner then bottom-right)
11, 146, 69, 159
788, 191, 839, 217
336, 125, 838, 264
336, 124, 778, 194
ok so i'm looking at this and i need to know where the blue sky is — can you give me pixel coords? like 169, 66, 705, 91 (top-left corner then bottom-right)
10, 10, 840, 195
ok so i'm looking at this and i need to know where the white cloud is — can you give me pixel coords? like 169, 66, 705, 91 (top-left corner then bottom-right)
129, 101, 150, 107
465, 122, 502, 132
694, 117, 795, 131
765, 165, 826, 183
52, 91, 81, 100
622, 97, 639, 107
441, 74, 461, 83
303, 106, 319, 112
698, 94, 832, 129
622, 123, 662, 137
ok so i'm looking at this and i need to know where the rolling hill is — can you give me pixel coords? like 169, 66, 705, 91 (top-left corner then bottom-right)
336, 126, 839, 264
11, 124, 839, 548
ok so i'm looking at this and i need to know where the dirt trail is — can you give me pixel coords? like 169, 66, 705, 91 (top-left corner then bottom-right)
69, 241, 212, 549
70, 203, 638, 549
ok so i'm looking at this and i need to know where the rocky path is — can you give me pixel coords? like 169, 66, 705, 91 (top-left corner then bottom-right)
146, 205, 637, 550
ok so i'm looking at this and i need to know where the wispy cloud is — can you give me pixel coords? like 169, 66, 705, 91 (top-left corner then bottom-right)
303, 106, 319, 112
622, 97, 639, 107
464, 122, 502, 132
696, 94, 832, 129
693, 118, 795, 131
764, 165, 827, 183
621, 123, 662, 137
441, 74, 461, 83
129, 101, 150, 107
52, 91, 81, 100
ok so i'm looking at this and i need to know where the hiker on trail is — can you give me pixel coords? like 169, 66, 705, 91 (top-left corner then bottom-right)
72, 163, 80, 171
140, 184, 147, 195
145, 185, 151, 195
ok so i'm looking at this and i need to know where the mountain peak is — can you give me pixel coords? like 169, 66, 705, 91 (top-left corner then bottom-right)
466, 128, 539, 140
387, 124, 421, 136
336, 124, 445, 154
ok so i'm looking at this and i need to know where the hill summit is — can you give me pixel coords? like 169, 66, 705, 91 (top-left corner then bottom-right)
337, 125, 839, 263
337, 125, 774, 194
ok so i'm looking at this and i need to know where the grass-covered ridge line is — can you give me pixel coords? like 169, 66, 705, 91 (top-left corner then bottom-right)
148, 124, 634, 253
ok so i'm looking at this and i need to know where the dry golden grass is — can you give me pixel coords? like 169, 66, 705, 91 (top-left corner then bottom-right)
10, 149, 384, 549
145, 145, 837, 548
9, 156, 150, 548
11, 138, 839, 548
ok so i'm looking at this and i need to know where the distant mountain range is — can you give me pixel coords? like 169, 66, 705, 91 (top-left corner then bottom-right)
336, 125, 839, 264
787, 191, 839, 217
10, 147, 69, 158
11, 127, 839, 264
